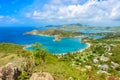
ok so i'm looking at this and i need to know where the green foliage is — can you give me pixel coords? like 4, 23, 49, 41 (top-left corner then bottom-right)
0, 43, 24, 66
18, 71, 30, 80
91, 44, 106, 56
32, 42, 47, 65
37, 29, 82, 38
1, 31, 120, 79
0, 43, 23, 53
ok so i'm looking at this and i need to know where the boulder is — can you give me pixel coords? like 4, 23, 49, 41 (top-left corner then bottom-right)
106, 76, 120, 80
0, 63, 21, 80
29, 72, 54, 80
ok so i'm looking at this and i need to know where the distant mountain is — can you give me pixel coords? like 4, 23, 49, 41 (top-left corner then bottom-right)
45, 23, 87, 28
45, 25, 61, 28
64, 23, 83, 26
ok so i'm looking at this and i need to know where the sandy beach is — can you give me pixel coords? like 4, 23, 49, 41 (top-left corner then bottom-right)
23, 42, 91, 55
23, 33, 91, 55
70, 42, 91, 54
53, 42, 91, 55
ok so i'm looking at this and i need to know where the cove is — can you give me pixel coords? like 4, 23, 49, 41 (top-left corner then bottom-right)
0, 27, 88, 54
25, 35, 88, 54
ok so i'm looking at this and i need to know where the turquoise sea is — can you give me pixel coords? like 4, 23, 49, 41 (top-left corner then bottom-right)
78, 30, 107, 34
78, 30, 105, 39
0, 27, 87, 54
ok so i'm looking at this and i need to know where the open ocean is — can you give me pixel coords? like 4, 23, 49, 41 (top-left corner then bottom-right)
0, 26, 87, 54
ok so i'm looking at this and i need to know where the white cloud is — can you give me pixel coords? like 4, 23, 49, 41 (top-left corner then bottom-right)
24, 0, 120, 26
0, 15, 19, 25
9, 18, 18, 23
110, 4, 120, 20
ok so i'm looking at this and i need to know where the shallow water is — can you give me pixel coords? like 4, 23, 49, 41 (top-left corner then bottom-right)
78, 30, 107, 34
0, 26, 87, 54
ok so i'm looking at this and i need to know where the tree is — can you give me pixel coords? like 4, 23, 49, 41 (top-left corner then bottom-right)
18, 71, 30, 80
32, 42, 47, 71
19, 42, 48, 79
19, 51, 35, 80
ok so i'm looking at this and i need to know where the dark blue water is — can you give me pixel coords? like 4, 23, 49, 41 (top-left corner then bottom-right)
0, 27, 87, 54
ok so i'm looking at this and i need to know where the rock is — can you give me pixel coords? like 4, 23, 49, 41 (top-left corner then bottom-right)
0, 63, 21, 80
106, 76, 114, 80
106, 76, 120, 80
29, 72, 54, 80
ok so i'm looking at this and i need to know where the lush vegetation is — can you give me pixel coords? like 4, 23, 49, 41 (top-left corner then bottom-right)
0, 26, 120, 79
0, 37, 120, 80
26, 29, 83, 38
0, 43, 24, 66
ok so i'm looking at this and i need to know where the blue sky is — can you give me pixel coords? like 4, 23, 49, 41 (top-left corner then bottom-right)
0, 0, 120, 26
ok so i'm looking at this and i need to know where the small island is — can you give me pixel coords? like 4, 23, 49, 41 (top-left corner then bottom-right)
53, 35, 62, 42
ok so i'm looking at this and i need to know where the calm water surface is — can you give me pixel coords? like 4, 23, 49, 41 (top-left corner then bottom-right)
0, 27, 87, 54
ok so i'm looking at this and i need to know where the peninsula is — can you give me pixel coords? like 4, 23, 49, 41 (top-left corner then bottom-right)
0, 26, 120, 80
25, 29, 83, 41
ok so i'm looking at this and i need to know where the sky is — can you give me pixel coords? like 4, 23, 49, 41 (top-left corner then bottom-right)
0, 0, 120, 26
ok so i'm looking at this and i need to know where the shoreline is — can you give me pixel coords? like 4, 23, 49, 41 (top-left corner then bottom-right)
24, 33, 91, 55
23, 45, 32, 50
54, 42, 91, 55
30, 33, 55, 37
29, 34, 62, 42
23, 42, 91, 56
